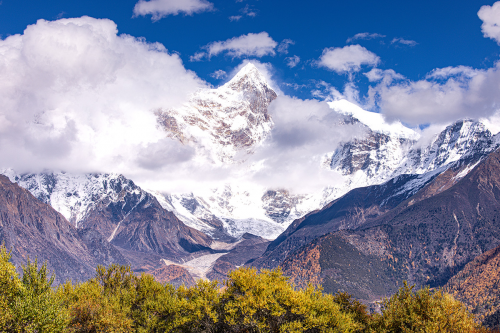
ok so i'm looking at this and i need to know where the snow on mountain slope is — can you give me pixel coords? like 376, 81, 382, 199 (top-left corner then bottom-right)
0, 171, 144, 228
327, 100, 419, 140
149, 184, 321, 240
156, 63, 276, 162
396, 119, 500, 174
321, 101, 500, 208
3, 66, 500, 242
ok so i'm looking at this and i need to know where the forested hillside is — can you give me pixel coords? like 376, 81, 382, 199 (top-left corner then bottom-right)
0, 245, 494, 333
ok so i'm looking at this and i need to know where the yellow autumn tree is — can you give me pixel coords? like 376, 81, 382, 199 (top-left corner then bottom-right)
375, 281, 478, 332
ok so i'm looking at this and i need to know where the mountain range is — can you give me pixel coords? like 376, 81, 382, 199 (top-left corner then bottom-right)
3, 63, 500, 327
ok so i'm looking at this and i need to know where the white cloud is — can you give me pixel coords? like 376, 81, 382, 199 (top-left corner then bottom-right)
139, 94, 367, 194
370, 64, 500, 126
278, 39, 294, 54
346, 32, 385, 43
245, 96, 368, 191
426, 66, 479, 80
364, 68, 405, 84
241, 4, 257, 17
210, 69, 227, 79
478, 2, 500, 44
0, 16, 206, 175
391, 38, 417, 46
229, 15, 242, 21
0, 17, 368, 196
189, 52, 206, 62
285, 55, 300, 68
133, 0, 213, 21
191, 32, 277, 61
311, 81, 344, 101
318, 45, 380, 74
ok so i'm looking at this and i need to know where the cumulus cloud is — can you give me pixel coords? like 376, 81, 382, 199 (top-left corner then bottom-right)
318, 45, 380, 74
0, 17, 373, 196
229, 15, 242, 21
370, 64, 500, 125
190, 32, 277, 61
133, 67, 365, 193
133, 0, 214, 21
346, 32, 385, 43
278, 39, 294, 54
285, 55, 300, 68
311, 81, 344, 101
364, 68, 405, 84
243, 96, 368, 191
478, 1, 500, 44
0, 16, 207, 176
391, 37, 417, 46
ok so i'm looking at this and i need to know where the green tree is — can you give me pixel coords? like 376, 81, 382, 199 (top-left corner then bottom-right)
0, 246, 22, 331
376, 281, 478, 333
0, 246, 68, 333
60, 264, 139, 332
173, 279, 221, 333
130, 273, 187, 332
332, 291, 372, 331
220, 267, 359, 333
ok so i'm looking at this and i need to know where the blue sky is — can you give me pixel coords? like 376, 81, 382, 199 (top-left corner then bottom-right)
1, 0, 499, 101
2, 0, 500, 186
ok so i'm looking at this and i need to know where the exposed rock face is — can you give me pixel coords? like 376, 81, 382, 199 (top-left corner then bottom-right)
400, 120, 496, 174
0, 175, 128, 284
156, 63, 277, 162
1, 170, 214, 266
274, 148, 500, 301
0, 172, 145, 228
251, 171, 443, 271
261, 190, 305, 224
329, 131, 413, 179
325, 119, 499, 200
80, 188, 213, 262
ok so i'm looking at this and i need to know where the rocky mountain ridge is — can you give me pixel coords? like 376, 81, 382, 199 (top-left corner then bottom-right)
3, 65, 500, 245
156, 63, 276, 163
269, 147, 500, 302
0, 174, 129, 283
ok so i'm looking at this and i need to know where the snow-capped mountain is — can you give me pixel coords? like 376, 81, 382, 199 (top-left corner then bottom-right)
321, 103, 500, 207
156, 63, 276, 162
3, 64, 500, 242
0, 171, 146, 228
150, 185, 316, 240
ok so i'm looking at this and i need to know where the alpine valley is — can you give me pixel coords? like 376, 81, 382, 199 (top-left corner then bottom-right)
4, 63, 500, 327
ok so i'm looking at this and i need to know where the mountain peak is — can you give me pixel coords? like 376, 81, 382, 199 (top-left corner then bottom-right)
224, 63, 273, 93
